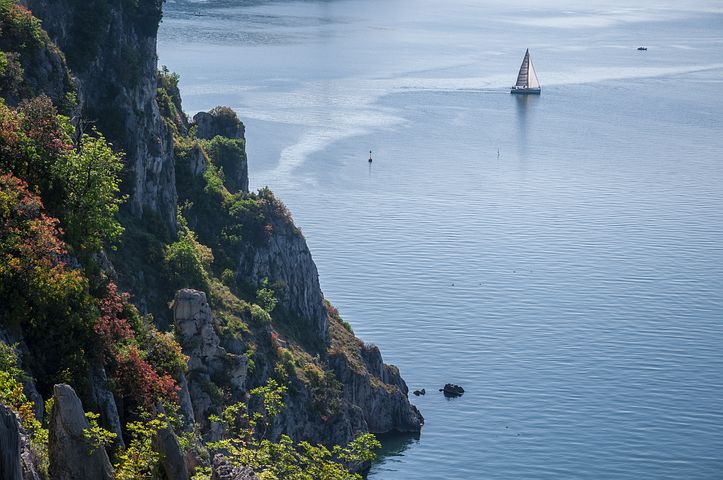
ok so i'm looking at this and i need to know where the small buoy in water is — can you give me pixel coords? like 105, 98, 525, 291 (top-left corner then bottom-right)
368, 150, 373, 163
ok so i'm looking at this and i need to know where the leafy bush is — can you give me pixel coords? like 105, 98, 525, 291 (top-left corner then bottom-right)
250, 304, 272, 325
203, 136, 247, 193
208, 379, 380, 479
0, 343, 49, 476
256, 277, 278, 313
52, 129, 126, 252
114, 414, 166, 480
83, 411, 117, 455
113, 345, 179, 409
1, 97, 125, 255
0, 172, 97, 391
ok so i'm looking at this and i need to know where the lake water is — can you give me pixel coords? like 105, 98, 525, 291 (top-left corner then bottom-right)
158, 1, 723, 478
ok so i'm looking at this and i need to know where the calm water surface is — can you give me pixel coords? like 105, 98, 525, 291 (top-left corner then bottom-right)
159, 1, 723, 478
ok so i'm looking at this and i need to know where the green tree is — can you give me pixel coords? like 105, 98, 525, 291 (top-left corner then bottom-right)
114, 414, 166, 480
52, 130, 126, 252
208, 379, 380, 480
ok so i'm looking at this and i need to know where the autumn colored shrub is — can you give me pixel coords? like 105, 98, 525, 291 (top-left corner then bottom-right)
0, 98, 125, 255
0, 172, 96, 391
94, 281, 182, 409
94, 281, 134, 355
113, 345, 179, 408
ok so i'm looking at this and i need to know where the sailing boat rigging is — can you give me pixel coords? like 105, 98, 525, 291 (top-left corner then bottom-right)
510, 49, 541, 95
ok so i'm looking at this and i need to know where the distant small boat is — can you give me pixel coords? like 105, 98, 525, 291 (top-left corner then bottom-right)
637, 46, 648, 51
368, 150, 373, 163
510, 49, 541, 95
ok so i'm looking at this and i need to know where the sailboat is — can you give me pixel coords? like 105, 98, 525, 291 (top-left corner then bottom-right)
510, 49, 541, 95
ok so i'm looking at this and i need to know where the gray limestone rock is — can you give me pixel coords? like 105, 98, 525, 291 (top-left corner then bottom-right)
24, 0, 178, 236
88, 365, 125, 449
173, 289, 248, 423
193, 110, 245, 141
152, 414, 190, 480
0, 403, 22, 480
49, 384, 114, 480
236, 209, 328, 344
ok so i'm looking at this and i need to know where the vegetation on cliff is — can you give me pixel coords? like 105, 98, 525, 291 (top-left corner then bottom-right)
0, 1, 421, 478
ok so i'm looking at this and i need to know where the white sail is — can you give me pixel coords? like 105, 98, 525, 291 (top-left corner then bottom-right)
527, 56, 540, 89
514, 50, 530, 88
512, 49, 541, 93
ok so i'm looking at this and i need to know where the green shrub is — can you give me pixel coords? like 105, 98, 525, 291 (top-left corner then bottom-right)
164, 222, 212, 291
52, 129, 126, 253
250, 304, 271, 325
207, 379, 380, 479
255, 278, 277, 313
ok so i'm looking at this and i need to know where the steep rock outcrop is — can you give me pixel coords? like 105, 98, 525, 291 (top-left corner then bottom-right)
211, 454, 258, 480
152, 415, 190, 480
88, 365, 124, 448
48, 384, 114, 480
272, 383, 367, 448
237, 211, 328, 344
0, 402, 42, 480
330, 344, 423, 434
194, 110, 245, 141
173, 289, 248, 423
23, 0, 177, 235
0, 403, 23, 480
0, 7, 74, 110
192, 108, 248, 194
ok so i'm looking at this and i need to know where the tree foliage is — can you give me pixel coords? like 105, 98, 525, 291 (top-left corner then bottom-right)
52, 130, 126, 252
208, 379, 380, 480
0, 97, 125, 255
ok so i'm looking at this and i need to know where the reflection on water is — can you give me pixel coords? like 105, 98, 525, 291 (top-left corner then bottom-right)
374, 431, 421, 460
513, 93, 538, 164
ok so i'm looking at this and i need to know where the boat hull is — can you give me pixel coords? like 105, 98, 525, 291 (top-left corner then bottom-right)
510, 87, 541, 95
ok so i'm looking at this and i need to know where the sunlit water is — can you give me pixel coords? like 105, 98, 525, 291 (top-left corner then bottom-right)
159, 1, 723, 478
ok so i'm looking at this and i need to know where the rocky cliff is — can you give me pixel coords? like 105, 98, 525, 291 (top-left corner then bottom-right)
0, 0, 422, 478
22, 0, 177, 235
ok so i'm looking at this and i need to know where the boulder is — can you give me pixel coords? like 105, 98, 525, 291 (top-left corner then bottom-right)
49, 384, 114, 480
440, 384, 464, 397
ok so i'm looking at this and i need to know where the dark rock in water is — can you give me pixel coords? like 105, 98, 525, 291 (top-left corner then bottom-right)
413, 389, 426, 396
440, 384, 464, 397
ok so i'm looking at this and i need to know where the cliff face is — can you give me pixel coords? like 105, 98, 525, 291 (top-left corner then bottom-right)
22, 0, 177, 235
237, 211, 329, 345
1, 0, 423, 477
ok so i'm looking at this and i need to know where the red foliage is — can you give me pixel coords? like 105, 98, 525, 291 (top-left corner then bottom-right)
113, 345, 179, 408
0, 173, 68, 280
94, 281, 180, 407
94, 282, 133, 355
19, 96, 72, 157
